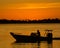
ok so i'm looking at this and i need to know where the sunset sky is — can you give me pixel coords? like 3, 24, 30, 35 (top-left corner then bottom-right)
0, 0, 60, 20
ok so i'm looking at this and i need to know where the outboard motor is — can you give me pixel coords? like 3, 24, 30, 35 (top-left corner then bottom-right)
47, 33, 52, 41
45, 30, 53, 43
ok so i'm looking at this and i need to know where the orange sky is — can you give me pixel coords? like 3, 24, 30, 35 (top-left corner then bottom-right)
0, 1, 60, 20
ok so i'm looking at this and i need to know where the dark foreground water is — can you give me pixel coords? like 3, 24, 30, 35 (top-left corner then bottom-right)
0, 24, 60, 48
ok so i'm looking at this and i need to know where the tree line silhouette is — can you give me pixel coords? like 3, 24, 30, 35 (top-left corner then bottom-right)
0, 18, 60, 24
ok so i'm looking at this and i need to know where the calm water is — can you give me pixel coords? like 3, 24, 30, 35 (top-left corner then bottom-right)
0, 23, 60, 48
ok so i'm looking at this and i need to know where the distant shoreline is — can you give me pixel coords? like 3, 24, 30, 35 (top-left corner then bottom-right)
0, 18, 60, 24
0, 22, 60, 24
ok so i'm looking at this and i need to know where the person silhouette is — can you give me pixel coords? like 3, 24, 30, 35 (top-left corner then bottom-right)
37, 30, 40, 36
37, 30, 41, 42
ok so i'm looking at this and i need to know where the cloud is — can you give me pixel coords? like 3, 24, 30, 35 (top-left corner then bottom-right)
0, 0, 60, 5
0, 0, 60, 9
1, 3, 60, 9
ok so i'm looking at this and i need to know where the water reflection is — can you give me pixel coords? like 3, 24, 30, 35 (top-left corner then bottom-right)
11, 41, 52, 48
47, 43, 52, 48
47, 42, 52, 48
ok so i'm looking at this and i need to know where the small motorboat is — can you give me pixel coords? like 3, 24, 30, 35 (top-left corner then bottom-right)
10, 30, 53, 43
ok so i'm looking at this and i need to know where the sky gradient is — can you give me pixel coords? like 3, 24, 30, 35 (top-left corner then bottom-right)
0, 0, 60, 20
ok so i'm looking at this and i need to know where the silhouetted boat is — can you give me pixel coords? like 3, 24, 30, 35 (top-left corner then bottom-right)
10, 30, 60, 43
10, 30, 52, 43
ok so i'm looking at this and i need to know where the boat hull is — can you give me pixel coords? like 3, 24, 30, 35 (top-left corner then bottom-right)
10, 32, 52, 43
